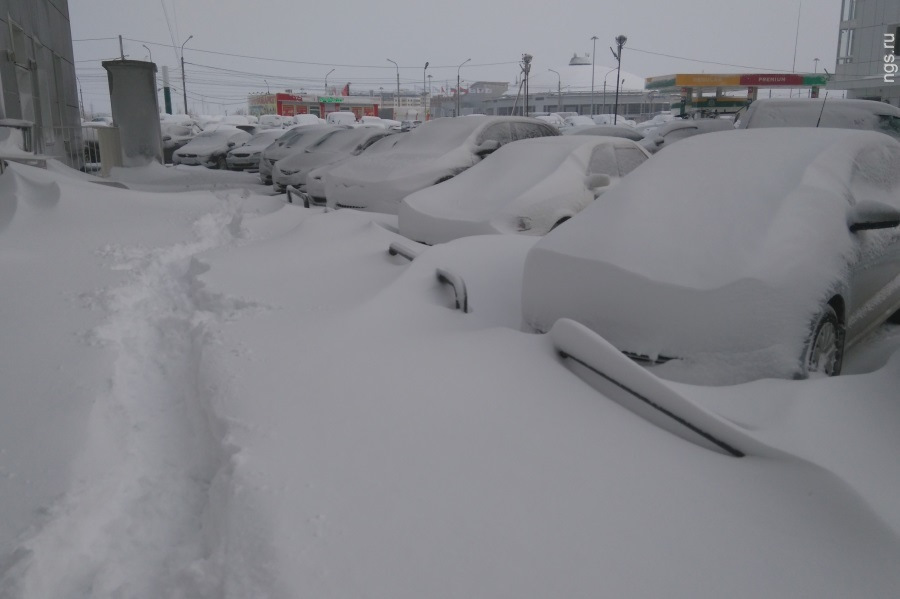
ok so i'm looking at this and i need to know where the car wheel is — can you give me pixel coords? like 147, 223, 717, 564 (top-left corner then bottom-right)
216, 155, 227, 170
804, 305, 844, 377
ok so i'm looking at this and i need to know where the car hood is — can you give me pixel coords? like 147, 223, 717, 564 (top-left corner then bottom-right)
329, 146, 476, 185
534, 129, 859, 291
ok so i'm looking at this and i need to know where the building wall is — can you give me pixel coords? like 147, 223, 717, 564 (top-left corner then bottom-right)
834, 0, 900, 104
0, 0, 81, 163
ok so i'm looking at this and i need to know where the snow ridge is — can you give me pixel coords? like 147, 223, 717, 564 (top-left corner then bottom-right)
0, 199, 259, 598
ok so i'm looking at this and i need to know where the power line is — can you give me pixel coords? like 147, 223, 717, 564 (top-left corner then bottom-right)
628, 46, 797, 73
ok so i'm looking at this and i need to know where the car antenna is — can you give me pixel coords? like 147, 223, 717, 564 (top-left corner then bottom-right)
816, 69, 833, 128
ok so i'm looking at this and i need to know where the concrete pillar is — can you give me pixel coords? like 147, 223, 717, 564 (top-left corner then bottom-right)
102, 60, 163, 166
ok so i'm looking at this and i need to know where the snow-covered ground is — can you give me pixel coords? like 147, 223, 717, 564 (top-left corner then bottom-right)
1, 161, 899, 598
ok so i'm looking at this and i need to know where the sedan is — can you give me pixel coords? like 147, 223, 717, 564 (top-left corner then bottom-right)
272, 126, 395, 192
226, 128, 295, 171
398, 136, 650, 244
258, 124, 344, 185
521, 128, 900, 383
325, 116, 559, 214
172, 126, 251, 169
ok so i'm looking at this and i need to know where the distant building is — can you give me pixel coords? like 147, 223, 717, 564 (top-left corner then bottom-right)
833, 0, 900, 104
0, 0, 82, 164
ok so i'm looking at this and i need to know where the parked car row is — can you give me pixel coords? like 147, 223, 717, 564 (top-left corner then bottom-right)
277, 99, 900, 384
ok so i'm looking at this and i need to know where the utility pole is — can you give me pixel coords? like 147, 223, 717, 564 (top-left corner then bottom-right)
387, 59, 400, 117
457, 58, 471, 117
549, 68, 561, 113
522, 54, 532, 117
611, 35, 626, 124
180, 35, 193, 114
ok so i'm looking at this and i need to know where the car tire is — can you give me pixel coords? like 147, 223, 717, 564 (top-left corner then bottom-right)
216, 155, 227, 170
804, 304, 844, 377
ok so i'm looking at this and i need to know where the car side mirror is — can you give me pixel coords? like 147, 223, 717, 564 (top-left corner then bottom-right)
584, 173, 611, 191
227, 141, 236, 147
848, 200, 900, 232
475, 139, 501, 156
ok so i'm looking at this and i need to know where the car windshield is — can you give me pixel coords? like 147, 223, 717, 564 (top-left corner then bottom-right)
389, 117, 488, 152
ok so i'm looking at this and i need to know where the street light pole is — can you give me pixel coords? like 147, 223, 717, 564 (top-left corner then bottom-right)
602, 67, 616, 116
325, 68, 335, 94
180, 35, 193, 115
423, 61, 429, 121
142, 44, 152, 62
590, 36, 598, 116
611, 35, 626, 124
549, 68, 561, 113
457, 58, 471, 117
387, 59, 400, 117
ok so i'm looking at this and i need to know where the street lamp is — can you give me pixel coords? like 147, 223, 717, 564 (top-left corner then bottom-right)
423, 61, 429, 120
548, 68, 561, 113
602, 67, 617, 115
611, 34, 626, 124
590, 36, 598, 116
387, 59, 400, 115
142, 44, 152, 62
427, 74, 433, 117
180, 35, 193, 114
264, 79, 270, 94
325, 68, 335, 94
457, 58, 471, 117
814, 57, 820, 73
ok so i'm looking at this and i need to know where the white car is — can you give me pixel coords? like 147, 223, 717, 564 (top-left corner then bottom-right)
736, 98, 900, 139
160, 120, 202, 164
325, 116, 559, 214
172, 126, 251, 169
522, 128, 900, 383
226, 128, 294, 171
399, 136, 650, 244
258, 124, 343, 185
272, 127, 395, 192
639, 118, 734, 153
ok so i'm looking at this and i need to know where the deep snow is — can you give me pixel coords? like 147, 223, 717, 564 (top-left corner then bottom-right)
1, 160, 899, 598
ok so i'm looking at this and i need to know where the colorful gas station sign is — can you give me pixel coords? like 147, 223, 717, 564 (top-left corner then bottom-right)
646, 73, 828, 90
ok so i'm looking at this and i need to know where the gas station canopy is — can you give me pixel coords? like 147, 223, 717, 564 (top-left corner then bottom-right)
646, 73, 829, 90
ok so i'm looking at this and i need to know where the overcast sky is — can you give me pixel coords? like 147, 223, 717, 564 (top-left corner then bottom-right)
71, 0, 843, 115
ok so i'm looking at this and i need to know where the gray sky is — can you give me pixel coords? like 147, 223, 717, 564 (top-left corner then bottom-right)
71, 0, 843, 115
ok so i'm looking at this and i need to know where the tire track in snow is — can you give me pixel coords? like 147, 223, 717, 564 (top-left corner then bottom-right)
0, 196, 264, 598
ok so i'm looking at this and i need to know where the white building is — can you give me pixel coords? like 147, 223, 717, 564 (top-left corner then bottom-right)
833, 0, 900, 104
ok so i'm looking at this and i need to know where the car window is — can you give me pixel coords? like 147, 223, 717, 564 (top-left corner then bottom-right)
588, 145, 618, 175
476, 123, 513, 146
614, 147, 648, 176
511, 122, 554, 140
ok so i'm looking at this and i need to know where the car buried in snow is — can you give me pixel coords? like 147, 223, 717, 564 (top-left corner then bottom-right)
521, 128, 900, 383
324, 115, 560, 214
398, 135, 651, 244
172, 125, 251, 169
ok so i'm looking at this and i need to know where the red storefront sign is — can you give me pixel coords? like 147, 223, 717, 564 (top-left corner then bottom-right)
739, 74, 805, 86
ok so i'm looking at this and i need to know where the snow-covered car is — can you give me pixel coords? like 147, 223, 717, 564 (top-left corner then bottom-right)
398, 135, 651, 244
639, 118, 734, 153
563, 124, 646, 141
292, 114, 326, 126
258, 114, 291, 129
521, 128, 900, 383
272, 126, 395, 192
172, 126, 251, 169
258, 124, 343, 185
326, 112, 358, 126
160, 119, 202, 164
325, 116, 560, 214
736, 98, 900, 139
225, 128, 294, 171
